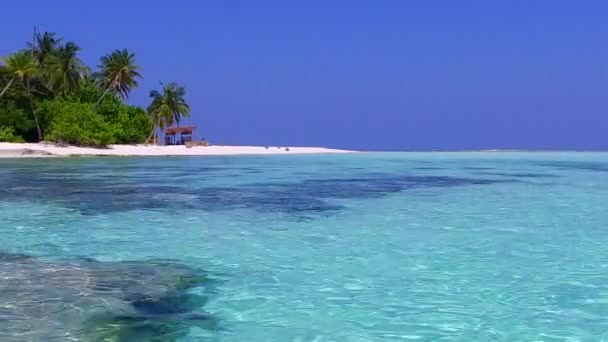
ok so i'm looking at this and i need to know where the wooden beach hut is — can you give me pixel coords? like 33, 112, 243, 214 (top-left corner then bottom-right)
164, 126, 196, 145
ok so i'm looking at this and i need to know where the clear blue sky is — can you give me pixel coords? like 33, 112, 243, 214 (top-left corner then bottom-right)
2, 0, 607, 150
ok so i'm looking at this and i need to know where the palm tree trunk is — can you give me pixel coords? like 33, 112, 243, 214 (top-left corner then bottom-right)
145, 124, 157, 144
30, 102, 43, 142
0, 78, 15, 98
156, 118, 161, 144
26, 80, 43, 142
95, 87, 113, 108
32, 112, 43, 142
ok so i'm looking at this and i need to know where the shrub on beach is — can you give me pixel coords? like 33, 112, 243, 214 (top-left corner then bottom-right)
0, 126, 25, 143
108, 105, 152, 144
95, 92, 152, 144
0, 100, 34, 141
37, 96, 153, 147
40, 100, 113, 146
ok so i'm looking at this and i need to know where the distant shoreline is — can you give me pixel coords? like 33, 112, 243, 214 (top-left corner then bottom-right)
0, 143, 356, 158
357, 149, 608, 153
2, 143, 607, 158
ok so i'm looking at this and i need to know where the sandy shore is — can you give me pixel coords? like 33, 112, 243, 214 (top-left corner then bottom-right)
0, 143, 355, 158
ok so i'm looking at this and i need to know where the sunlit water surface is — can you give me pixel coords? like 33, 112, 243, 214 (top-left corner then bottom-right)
1, 152, 608, 341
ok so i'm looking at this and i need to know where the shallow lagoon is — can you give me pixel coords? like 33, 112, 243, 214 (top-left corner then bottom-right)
1, 152, 608, 340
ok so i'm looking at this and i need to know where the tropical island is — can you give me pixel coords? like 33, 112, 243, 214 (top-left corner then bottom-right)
0, 30, 351, 157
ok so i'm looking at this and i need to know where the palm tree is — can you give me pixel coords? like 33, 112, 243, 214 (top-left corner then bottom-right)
145, 82, 190, 144
0, 53, 38, 97
28, 31, 62, 65
45, 42, 89, 96
0, 52, 44, 140
94, 49, 141, 105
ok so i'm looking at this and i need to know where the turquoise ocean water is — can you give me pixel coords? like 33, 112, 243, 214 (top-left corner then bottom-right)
1, 152, 608, 341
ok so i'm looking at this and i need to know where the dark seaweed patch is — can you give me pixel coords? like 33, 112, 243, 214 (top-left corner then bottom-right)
0, 162, 516, 215
473, 172, 558, 178
0, 251, 219, 341
535, 161, 608, 172
462, 167, 496, 170
188, 175, 513, 215
413, 167, 444, 170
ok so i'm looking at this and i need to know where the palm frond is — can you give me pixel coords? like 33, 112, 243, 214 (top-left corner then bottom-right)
147, 81, 190, 128
95, 49, 142, 101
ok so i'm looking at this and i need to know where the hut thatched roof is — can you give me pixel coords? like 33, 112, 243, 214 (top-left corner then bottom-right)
164, 126, 196, 135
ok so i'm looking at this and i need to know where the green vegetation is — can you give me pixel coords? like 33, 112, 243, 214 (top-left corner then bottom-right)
0, 29, 190, 146
42, 100, 113, 146
146, 82, 190, 144
95, 49, 141, 105
0, 126, 25, 143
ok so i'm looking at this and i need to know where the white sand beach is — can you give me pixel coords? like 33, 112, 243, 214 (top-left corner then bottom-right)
0, 143, 355, 158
